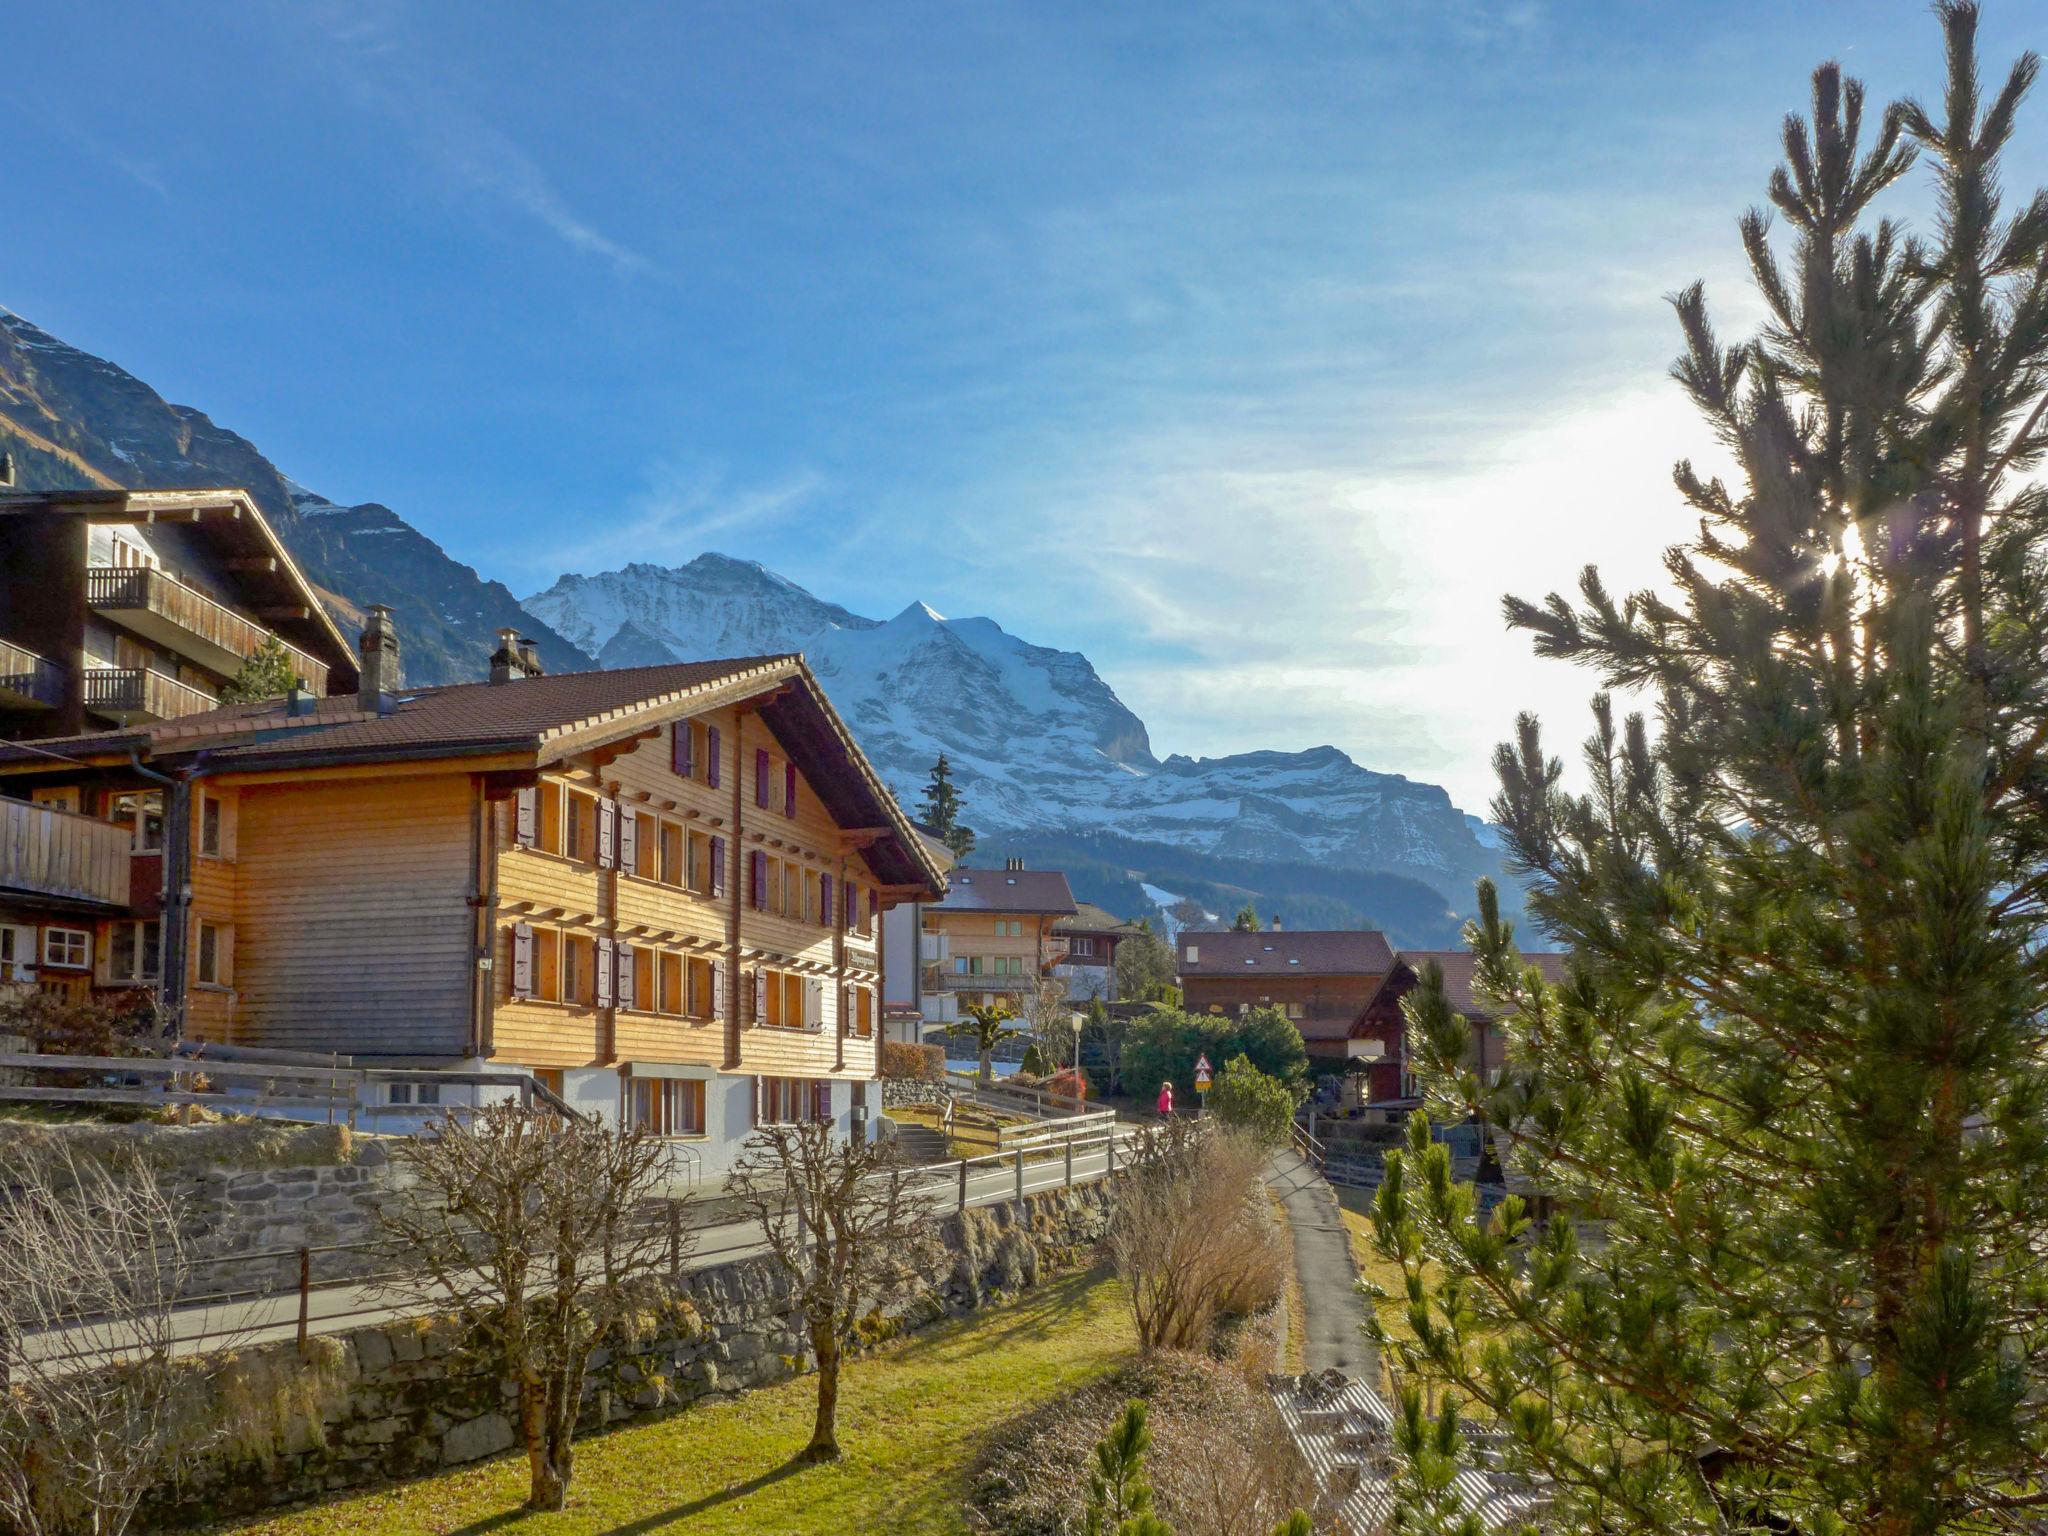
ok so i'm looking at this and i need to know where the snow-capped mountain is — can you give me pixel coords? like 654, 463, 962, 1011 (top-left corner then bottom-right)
525, 558, 1514, 931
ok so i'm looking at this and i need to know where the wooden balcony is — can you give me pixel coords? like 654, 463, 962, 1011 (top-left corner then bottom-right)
0, 640, 63, 712
0, 797, 131, 911
86, 565, 330, 692
83, 667, 219, 725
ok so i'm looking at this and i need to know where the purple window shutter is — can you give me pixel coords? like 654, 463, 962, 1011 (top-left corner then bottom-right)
812, 1080, 832, 1122
511, 923, 534, 997
784, 761, 797, 818
707, 727, 722, 788
709, 835, 727, 898
750, 850, 766, 910
820, 874, 833, 930
845, 881, 858, 931
755, 749, 771, 808
514, 787, 537, 847
595, 937, 615, 1008
672, 722, 692, 778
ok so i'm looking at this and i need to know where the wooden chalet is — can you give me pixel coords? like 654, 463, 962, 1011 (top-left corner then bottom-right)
0, 615, 946, 1169
1176, 926, 1396, 1066
1351, 949, 1570, 1104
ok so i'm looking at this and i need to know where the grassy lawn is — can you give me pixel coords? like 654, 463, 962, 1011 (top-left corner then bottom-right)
229, 1268, 1135, 1536
1334, 1185, 1435, 1357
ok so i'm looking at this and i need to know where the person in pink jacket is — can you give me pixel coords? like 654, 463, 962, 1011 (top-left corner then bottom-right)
1156, 1081, 1174, 1117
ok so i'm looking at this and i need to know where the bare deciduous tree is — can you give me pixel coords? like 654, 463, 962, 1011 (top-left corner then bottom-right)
376, 1103, 678, 1511
727, 1118, 941, 1462
0, 1145, 201, 1536
1108, 1121, 1283, 1352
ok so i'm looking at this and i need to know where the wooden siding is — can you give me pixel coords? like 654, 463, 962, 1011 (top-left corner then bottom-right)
231, 775, 475, 1056
492, 702, 882, 1078
0, 797, 130, 908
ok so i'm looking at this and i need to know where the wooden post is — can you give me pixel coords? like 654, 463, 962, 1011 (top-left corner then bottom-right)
1064, 1139, 1073, 1188
1108, 1130, 1116, 1176
668, 1203, 682, 1275
296, 1247, 311, 1353
1013, 1147, 1025, 1202
957, 1157, 969, 1212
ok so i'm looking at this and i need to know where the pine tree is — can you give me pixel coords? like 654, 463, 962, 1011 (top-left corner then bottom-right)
919, 754, 977, 862
218, 635, 301, 703
1084, 1401, 1173, 1536
1231, 902, 1262, 932
1371, 10, 2048, 1534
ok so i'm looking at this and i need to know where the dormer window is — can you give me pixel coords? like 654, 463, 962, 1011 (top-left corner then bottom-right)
1184, 945, 1199, 963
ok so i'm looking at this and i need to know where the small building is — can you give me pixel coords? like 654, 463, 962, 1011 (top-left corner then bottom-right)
1175, 927, 1396, 1068
877, 822, 956, 1046
1051, 902, 1146, 1004
918, 861, 1077, 1028
0, 487, 358, 739
1351, 949, 1570, 1105
0, 616, 945, 1180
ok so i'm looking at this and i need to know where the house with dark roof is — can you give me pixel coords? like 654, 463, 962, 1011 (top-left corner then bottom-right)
1052, 901, 1148, 1004
917, 860, 1077, 1026
0, 487, 359, 740
1176, 927, 1397, 1065
1351, 949, 1571, 1104
0, 611, 945, 1174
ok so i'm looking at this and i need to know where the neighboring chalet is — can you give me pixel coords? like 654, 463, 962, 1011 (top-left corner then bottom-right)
0, 487, 359, 739
1052, 902, 1146, 1004
1352, 949, 1570, 1106
1176, 927, 1396, 1069
918, 862, 1077, 1028
0, 615, 946, 1174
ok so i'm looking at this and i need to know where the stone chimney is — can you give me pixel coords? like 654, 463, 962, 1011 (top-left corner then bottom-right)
1004, 857, 1025, 873
1270, 915, 1283, 931
358, 604, 402, 711
489, 627, 526, 685
516, 636, 545, 677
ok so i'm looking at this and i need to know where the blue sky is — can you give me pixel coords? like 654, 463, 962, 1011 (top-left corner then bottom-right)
8, 1, 2044, 810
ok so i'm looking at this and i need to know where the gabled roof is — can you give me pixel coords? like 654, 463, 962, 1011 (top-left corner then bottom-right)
0, 487, 359, 688
931, 867, 1077, 916
0, 654, 946, 895
1056, 902, 1147, 936
1176, 928, 1396, 978
1358, 949, 1570, 1026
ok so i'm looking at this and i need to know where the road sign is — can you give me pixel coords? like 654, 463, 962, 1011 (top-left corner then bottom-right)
1194, 1054, 1213, 1092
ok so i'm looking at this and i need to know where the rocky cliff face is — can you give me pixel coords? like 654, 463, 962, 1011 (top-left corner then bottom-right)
0, 309, 590, 684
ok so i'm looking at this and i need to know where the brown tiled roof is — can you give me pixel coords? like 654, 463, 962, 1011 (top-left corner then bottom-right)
932, 868, 1077, 916
1389, 950, 1570, 1022
1177, 929, 1395, 978
1056, 902, 1147, 936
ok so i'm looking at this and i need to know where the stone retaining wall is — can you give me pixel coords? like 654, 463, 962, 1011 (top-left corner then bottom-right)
148, 1181, 1116, 1527
880, 1078, 951, 1110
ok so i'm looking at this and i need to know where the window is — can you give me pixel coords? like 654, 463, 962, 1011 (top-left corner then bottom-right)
563, 934, 596, 1005
1068, 936, 1096, 957
633, 813, 659, 878
784, 973, 806, 1028
388, 1081, 443, 1106
1286, 1002, 1304, 1020
659, 952, 684, 1015
688, 831, 712, 895
758, 1076, 827, 1125
565, 792, 597, 863
535, 783, 563, 854
660, 821, 685, 886
108, 790, 163, 852
197, 793, 227, 858
32, 787, 79, 814
1184, 945, 1200, 963
0, 925, 34, 983
107, 920, 161, 983
196, 922, 231, 986
42, 927, 90, 970
534, 928, 561, 1001
631, 947, 655, 1011
632, 1077, 705, 1136
688, 956, 715, 1018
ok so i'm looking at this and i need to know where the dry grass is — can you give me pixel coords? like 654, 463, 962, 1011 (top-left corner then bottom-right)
887, 1104, 1029, 1160
1267, 1190, 1307, 1374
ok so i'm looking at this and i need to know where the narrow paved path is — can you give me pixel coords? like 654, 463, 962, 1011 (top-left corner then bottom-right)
1267, 1147, 1377, 1379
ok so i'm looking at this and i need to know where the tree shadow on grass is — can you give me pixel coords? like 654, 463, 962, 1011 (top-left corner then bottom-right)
586, 1454, 812, 1536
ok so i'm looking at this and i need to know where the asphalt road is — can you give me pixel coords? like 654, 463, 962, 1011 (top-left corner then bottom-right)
1267, 1147, 1378, 1379
21, 1139, 1130, 1372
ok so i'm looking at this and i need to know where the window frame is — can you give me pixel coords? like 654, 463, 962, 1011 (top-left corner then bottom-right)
42, 927, 91, 970
195, 920, 231, 987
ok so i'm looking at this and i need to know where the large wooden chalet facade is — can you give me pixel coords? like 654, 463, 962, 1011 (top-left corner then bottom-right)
0, 616, 945, 1172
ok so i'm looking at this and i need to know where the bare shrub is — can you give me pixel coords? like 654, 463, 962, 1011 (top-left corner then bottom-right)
878, 1040, 945, 1081
375, 1103, 677, 1512
1108, 1121, 1285, 1352
0, 1144, 209, 1536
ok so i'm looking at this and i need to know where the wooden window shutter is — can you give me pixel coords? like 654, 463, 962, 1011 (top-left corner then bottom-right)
512, 922, 535, 997
755, 749, 771, 808
806, 977, 823, 1029
753, 968, 767, 1023
595, 937, 615, 1008
812, 1080, 832, 1122
710, 958, 726, 1020
751, 1075, 761, 1128
616, 944, 636, 1011
750, 849, 767, 910
597, 798, 617, 869
514, 787, 537, 847
784, 761, 797, 818
820, 874, 833, 930
619, 808, 638, 871
706, 727, 722, 788
672, 721, 692, 778
844, 881, 857, 931
709, 836, 727, 898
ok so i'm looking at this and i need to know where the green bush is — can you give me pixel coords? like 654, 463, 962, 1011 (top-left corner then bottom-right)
1121, 1007, 1307, 1104
1206, 1055, 1298, 1147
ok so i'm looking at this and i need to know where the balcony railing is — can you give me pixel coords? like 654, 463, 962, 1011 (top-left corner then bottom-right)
83, 667, 219, 724
0, 798, 131, 909
86, 565, 329, 692
0, 640, 63, 710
